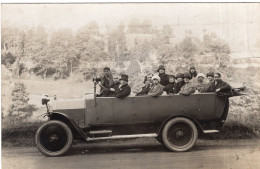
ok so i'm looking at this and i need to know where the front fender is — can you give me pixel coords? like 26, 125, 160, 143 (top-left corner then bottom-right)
50, 112, 87, 141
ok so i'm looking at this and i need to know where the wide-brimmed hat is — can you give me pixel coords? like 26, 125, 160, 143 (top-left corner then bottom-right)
157, 65, 165, 72
183, 72, 192, 79
119, 74, 128, 82
152, 75, 161, 81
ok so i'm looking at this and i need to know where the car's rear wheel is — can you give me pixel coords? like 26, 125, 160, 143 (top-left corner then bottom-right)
162, 117, 198, 152
35, 120, 73, 157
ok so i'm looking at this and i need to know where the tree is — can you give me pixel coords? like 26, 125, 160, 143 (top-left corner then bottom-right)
75, 22, 107, 80
203, 32, 230, 68
108, 22, 129, 67
1, 25, 25, 70
48, 29, 76, 79
8, 82, 36, 124
23, 26, 49, 78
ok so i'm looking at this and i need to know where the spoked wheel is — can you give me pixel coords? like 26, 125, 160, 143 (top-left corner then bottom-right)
162, 117, 198, 152
35, 120, 73, 157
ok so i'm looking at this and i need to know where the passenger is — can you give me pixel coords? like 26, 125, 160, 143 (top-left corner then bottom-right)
189, 66, 198, 78
107, 75, 120, 96
174, 73, 185, 94
111, 74, 131, 98
143, 73, 153, 84
148, 75, 164, 96
189, 66, 198, 84
203, 73, 231, 93
201, 71, 214, 92
157, 65, 169, 86
206, 71, 214, 83
136, 74, 153, 96
179, 72, 195, 96
194, 73, 206, 92
164, 75, 176, 95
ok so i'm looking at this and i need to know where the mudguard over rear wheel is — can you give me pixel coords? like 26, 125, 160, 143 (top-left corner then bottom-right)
162, 117, 198, 152
35, 120, 73, 157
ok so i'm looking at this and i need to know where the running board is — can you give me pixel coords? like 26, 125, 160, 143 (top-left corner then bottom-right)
88, 130, 112, 135
203, 130, 219, 133
86, 133, 158, 141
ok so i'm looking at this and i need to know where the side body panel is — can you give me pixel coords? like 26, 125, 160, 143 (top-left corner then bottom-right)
87, 93, 221, 126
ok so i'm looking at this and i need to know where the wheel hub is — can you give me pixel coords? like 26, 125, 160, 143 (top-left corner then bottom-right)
176, 130, 184, 137
49, 134, 59, 142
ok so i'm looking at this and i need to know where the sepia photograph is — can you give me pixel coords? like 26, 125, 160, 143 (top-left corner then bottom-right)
1, 2, 260, 169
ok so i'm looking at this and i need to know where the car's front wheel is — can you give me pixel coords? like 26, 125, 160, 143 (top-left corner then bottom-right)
35, 120, 73, 157
162, 117, 198, 152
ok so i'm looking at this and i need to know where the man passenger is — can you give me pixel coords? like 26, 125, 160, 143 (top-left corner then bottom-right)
148, 75, 164, 96
179, 72, 195, 96
136, 73, 153, 96
107, 75, 120, 96
111, 74, 131, 98
203, 73, 231, 93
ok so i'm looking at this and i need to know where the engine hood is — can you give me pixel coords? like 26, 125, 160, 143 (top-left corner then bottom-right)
52, 94, 94, 111
53, 98, 86, 111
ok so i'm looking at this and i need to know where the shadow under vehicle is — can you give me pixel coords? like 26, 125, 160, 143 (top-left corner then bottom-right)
35, 86, 245, 157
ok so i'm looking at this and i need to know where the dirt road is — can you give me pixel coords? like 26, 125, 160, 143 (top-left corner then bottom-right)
2, 139, 260, 169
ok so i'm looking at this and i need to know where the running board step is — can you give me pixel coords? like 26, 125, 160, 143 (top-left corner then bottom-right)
203, 130, 219, 133
87, 133, 158, 141
88, 130, 112, 135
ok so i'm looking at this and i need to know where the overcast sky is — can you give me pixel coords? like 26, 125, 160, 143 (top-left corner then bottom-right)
2, 3, 260, 58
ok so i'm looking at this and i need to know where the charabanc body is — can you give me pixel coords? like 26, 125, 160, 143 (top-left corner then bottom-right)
35, 91, 239, 157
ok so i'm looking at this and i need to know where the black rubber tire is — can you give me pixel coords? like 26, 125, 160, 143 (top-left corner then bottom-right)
162, 117, 198, 152
35, 120, 73, 157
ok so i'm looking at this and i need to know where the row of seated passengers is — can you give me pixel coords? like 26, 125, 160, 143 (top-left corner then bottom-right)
95, 69, 231, 98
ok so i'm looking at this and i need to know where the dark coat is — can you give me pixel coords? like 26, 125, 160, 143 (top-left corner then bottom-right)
159, 73, 169, 86
164, 82, 176, 94
111, 84, 131, 98
204, 79, 231, 92
136, 84, 151, 96
106, 82, 120, 97
174, 81, 185, 94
